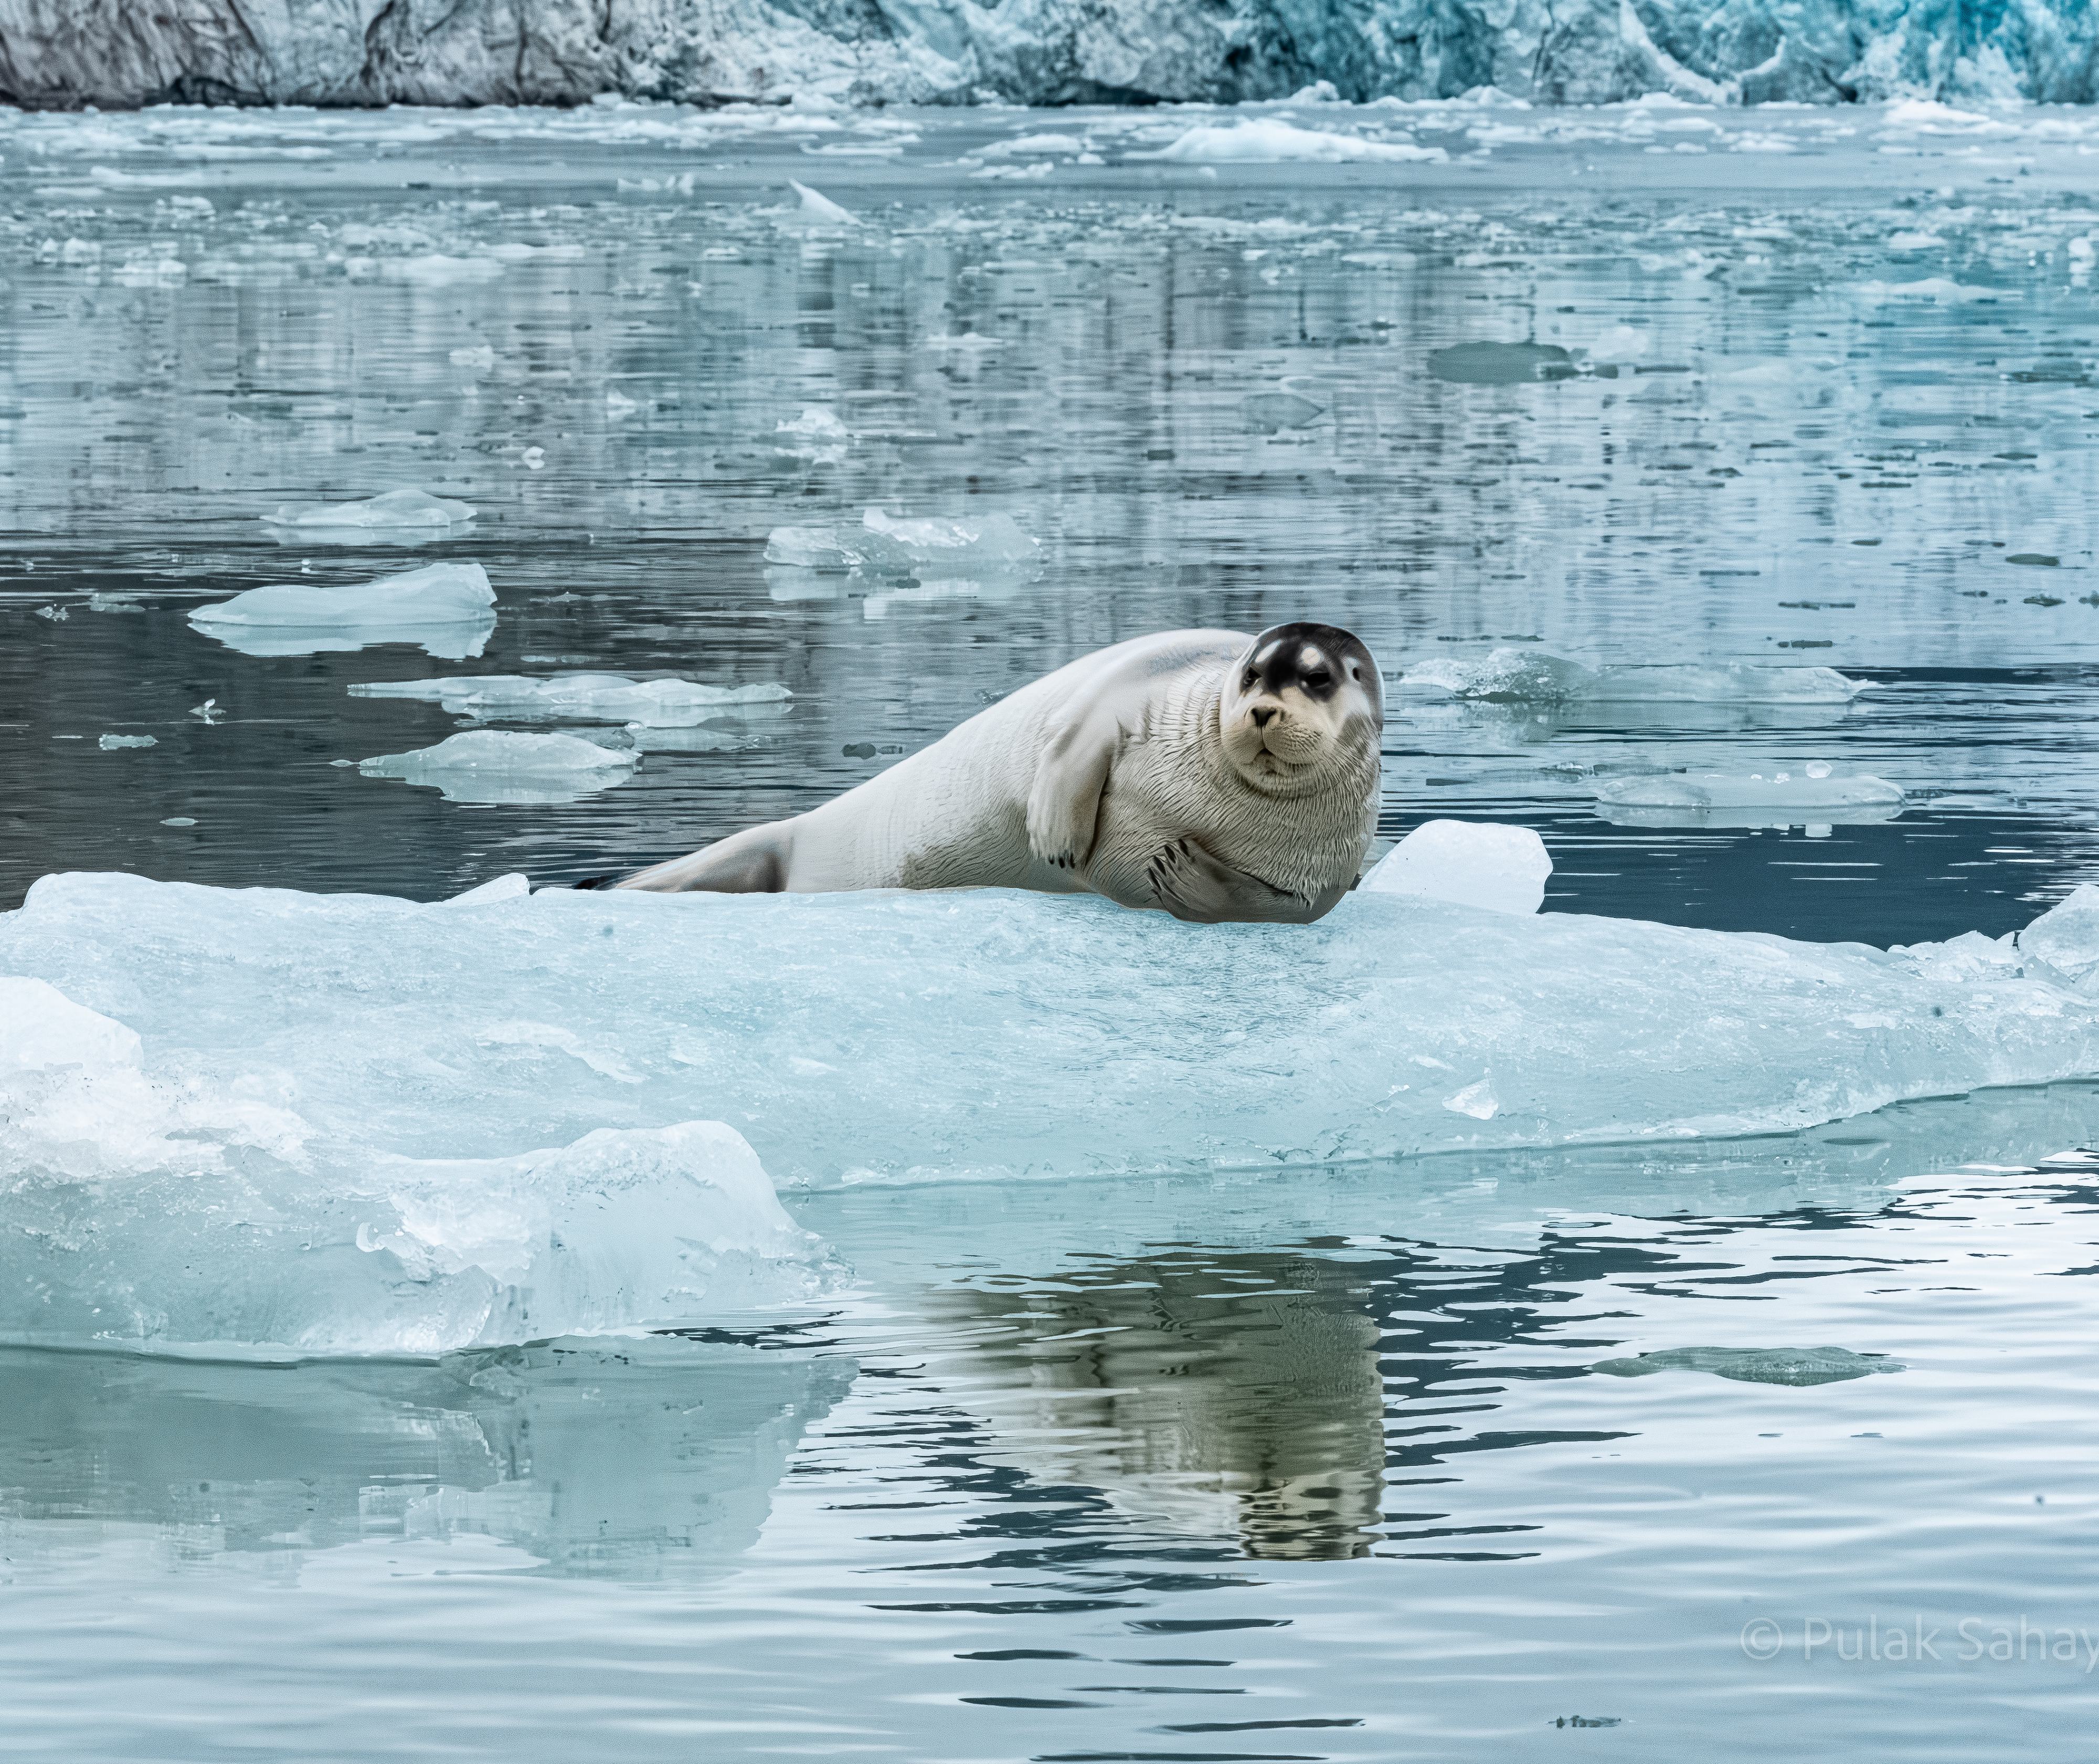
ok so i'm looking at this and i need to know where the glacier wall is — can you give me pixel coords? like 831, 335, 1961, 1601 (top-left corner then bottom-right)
2, 0, 2095, 110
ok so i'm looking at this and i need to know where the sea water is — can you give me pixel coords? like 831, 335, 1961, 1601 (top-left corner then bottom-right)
6, 96, 2099, 1760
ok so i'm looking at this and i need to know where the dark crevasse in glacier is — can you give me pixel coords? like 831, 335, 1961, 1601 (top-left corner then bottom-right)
0, 0, 2094, 110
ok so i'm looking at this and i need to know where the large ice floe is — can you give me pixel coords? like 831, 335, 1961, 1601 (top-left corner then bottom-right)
260, 487, 474, 536
10, 854, 2099, 1355
188, 562, 496, 659
1596, 767, 1907, 828
351, 673, 791, 727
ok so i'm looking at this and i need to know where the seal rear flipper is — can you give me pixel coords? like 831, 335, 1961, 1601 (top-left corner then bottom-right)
615, 821, 792, 893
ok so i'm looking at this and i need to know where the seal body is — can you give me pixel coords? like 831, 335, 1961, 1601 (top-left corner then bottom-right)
617, 623, 1383, 923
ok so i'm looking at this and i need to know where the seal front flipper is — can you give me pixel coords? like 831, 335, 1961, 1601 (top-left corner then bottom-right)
1025, 700, 1121, 871
1145, 836, 1340, 925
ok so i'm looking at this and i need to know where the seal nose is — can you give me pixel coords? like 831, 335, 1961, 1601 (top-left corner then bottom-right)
1249, 706, 1278, 729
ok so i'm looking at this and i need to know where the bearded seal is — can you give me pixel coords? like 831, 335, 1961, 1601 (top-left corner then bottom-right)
612, 622, 1382, 923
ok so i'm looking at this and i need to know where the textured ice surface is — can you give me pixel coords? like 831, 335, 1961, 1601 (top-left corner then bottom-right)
189, 563, 496, 659
359, 731, 637, 804
1362, 821, 1551, 915
351, 672, 790, 726
96, 734, 157, 751
2018, 884, 2099, 984
261, 488, 474, 533
1405, 649, 1863, 705
1596, 768, 1906, 827
764, 508, 1040, 579
9, 873, 2099, 1218
7, 0, 2095, 107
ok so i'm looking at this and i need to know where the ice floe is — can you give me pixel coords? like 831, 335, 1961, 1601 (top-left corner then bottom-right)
1404, 648, 1864, 705
352, 672, 790, 727
9, 871, 2099, 1218
96, 734, 157, 750
1595, 768, 1905, 827
260, 487, 475, 533
1142, 119, 1447, 164
359, 731, 638, 803
764, 507, 1041, 579
188, 562, 496, 659
1362, 821, 1552, 915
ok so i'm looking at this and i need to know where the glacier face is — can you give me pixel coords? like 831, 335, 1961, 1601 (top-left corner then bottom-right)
2, 0, 2094, 110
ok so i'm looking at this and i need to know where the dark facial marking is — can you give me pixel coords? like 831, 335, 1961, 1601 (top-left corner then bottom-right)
1239, 622, 1382, 719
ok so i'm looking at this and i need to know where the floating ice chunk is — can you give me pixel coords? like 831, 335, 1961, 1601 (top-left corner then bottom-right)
189, 562, 496, 659
352, 672, 790, 727
763, 508, 1040, 580
775, 405, 848, 461
1142, 119, 1447, 164
1244, 391, 1325, 432
2019, 885, 2099, 986
14, 875, 2099, 1204
449, 344, 496, 368
1595, 769, 1905, 828
1858, 278, 2006, 304
261, 487, 475, 531
1404, 648, 1863, 705
787, 179, 856, 225
1361, 821, 1552, 915
33, 604, 66, 621
359, 731, 636, 804
97, 733, 157, 749
1592, 1346, 1901, 1385
1585, 323, 1650, 363
984, 133, 1087, 156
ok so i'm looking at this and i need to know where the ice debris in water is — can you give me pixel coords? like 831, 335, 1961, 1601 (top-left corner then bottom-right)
1361, 821, 1552, 915
1595, 769, 1905, 825
775, 405, 850, 461
359, 731, 637, 804
0, 968, 826, 1356
261, 487, 475, 532
1404, 648, 1863, 705
1142, 119, 1447, 164
97, 733, 157, 750
1593, 1346, 1902, 1386
1429, 342, 1576, 385
14, 873, 2099, 1221
188, 562, 496, 660
352, 673, 790, 727
1244, 391, 1325, 433
787, 179, 856, 226
764, 507, 1040, 579
34, 604, 67, 621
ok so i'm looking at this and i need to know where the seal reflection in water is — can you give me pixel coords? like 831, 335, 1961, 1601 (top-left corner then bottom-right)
613, 622, 1382, 923
929, 1252, 1386, 1561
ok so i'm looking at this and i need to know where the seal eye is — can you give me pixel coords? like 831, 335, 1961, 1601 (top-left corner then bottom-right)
1242, 668, 1259, 689
1301, 669, 1331, 692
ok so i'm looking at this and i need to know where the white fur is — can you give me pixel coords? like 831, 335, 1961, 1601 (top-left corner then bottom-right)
620, 628, 1381, 921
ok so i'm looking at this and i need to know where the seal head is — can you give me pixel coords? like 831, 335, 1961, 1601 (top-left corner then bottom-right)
1217, 621, 1383, 794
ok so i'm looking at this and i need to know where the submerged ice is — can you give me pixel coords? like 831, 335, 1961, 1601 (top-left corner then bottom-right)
10, 868, 2099, 1353
359, 731, 638, 803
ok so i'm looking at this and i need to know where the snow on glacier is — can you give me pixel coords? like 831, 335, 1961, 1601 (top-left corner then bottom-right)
351, 673, 791, 726
188, 562, 496, 659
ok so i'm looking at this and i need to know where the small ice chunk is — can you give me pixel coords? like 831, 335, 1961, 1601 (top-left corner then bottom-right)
262, 488, 475, 531
1360, 821, 1552, 915
762, 509, 1040, 580
2019, 885, 2099, 985
34, 604, 67, 621
351, 673, 789, 727
1244, 391, 1325, 432
189, 562, 496, 660
1596, 770, 1905, 822
1143, 119, 1447, 164
161, 817, 197, 827
788, 180, 857, 225
190, 699, 223, 723
1586, 324, 1651, 363
97, 734, 157, 750
359, 731, 637, 804
447, 873, 532, 906
1403, 650, 1600, 701
449, 344, 496, 368
1429, 342, 1575, 385
1443, 1077, 1500, 1119
775, 406, 848, 460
